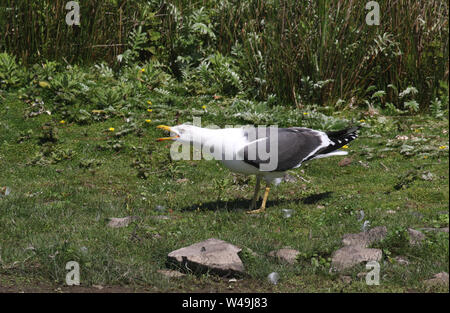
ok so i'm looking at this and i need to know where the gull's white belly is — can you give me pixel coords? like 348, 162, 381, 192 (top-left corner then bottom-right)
221, 159, 261, 175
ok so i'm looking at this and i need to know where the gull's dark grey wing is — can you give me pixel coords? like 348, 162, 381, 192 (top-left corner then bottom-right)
240, 127, 327, 172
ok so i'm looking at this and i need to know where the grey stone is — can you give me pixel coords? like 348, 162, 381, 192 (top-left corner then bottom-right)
283, 174, 298, 183
267, 272, 280, 285
268, 248, 300, 264
408, 228, 425, 246
331, 245, 382, 271
342, 226, 387, 247
340, 275, 352, 284
338, 157, 353, 167
424, 272, 449, 287
167, 238, 245, 277
394, 256, 410, 265
155, 205, 166, 212
0, 186, 11, 198
107, 216, 138, 228
420, 227, 449, 233
281, 209, 294, 218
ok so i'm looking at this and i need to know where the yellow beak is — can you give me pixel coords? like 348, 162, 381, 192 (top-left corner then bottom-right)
157, 125, 172, 132
156, 125, 179, 142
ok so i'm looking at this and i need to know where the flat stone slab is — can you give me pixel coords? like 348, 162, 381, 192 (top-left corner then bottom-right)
167, 238, 245, 277
408, 228, 425, 246
424, 272, 449, 287
420, 227, 449, 233
331, 245, 382, 271
342, 226, 387, 247
268, 248, 300, 264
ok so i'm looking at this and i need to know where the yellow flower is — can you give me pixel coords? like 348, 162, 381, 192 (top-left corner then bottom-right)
108, 127, 115, 132
359, 119, 365, 122
303, 112, 308, 115
59, 120, 65, 124
145, 119, 151, 123
141, 68, 145, 72
439, 145, 447, 150
147, 109, 152, 112
423, 155, 428, 159
202, 105, 206, 110
147, 100, 152, 105
342, 145, 349, 149
414, 129, 420, 133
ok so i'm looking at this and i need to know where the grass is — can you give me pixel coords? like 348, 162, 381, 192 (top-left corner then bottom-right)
0, 88, 448, 293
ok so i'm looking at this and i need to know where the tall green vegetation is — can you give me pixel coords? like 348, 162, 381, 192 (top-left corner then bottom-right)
0, 0, 448, 110
0, 0, 141, 64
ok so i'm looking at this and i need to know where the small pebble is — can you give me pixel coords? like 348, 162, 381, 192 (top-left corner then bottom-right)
155, 205, 166, 212
361, 220, 370, 232
357, 210, 365, 222
281, 209, 293, 218
267, 272, 280, 285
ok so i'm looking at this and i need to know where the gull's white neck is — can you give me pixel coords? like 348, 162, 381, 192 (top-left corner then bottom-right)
182, 126, 247, 154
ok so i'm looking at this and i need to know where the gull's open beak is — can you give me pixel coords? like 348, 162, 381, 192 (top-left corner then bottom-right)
156, 125, 179, 142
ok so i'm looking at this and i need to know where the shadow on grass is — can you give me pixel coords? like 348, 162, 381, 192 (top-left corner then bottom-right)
179, 191, 333, 212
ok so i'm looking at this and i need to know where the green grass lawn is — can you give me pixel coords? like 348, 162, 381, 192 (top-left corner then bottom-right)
0, 92, 448, 293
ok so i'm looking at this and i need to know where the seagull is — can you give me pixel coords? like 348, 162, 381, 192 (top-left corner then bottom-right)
157, 124, 360, 213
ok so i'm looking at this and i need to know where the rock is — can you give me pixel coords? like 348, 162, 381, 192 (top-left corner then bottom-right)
357, 272, 368, 279
331, 246, 382, 271
408, 228, 425, 246
342, 226, 387, 247
167, 238, 245, 277
268, 248, 300, 264
331, 226, 386, 271
281, 209, 294, 218
267, 272, 280, 285
420, 171, 435, 181
394, 256, 410, 265
423, 272, 449, 287
420, 227, 449, 233
0, 186, 11, 198
361, 220, 371, 232
155, 205, 166, 212
107, 216, 138, 228
338, 157, 353, 167
340, 275, 352, 284
157, 269, 186, 278
283, 174, 298, 183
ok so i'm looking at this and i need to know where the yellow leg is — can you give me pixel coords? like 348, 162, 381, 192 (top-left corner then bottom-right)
249, 176, 262, 210
247, 186, 270, 214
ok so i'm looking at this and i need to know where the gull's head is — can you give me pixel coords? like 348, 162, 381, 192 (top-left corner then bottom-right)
156, 124, 200, 144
